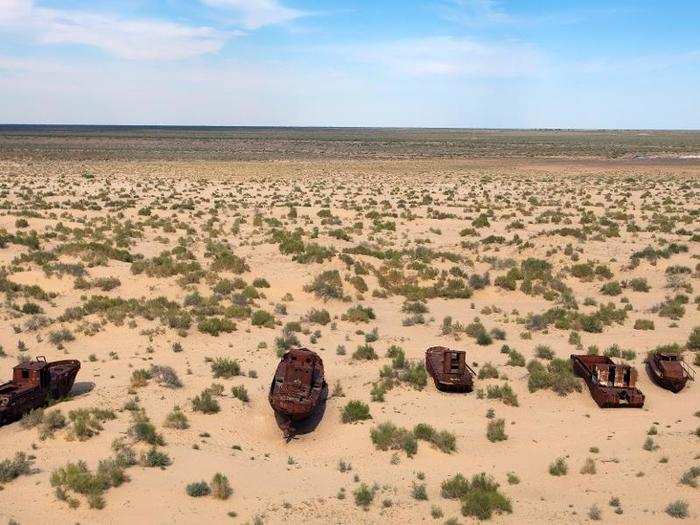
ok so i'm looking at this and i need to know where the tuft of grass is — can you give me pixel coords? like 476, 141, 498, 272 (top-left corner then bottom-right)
231, 385, 249, 402
353, 483, 376, 508
211, 473, 233, 500
0, 452, 34, 484
486, 419, 508, 443
665, 500, 689, 519
549, 457, 568, 476
341, 400, 372, 423
192, 390, 220, 414
370, 422, 418, 457
186, 481, 211, 497
210, 358, 241, 378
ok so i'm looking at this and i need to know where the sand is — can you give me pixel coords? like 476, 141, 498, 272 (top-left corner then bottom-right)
0, 157, 698, 524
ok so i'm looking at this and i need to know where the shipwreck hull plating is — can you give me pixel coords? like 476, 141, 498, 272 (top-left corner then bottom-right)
269, 348, 327, 437
425, 346, 475, 392
646, 353, 691, 393
571, 354, 644, 408
0, 358, 80, 425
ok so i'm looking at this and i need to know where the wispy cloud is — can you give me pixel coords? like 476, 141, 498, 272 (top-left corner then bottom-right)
0, 0, 229, 60
200, 0, 307, 30
347, 36, 544, 78
440, 0, 621, 27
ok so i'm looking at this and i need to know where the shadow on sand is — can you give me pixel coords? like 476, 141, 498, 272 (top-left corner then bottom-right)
274, 384, 328, 440
70, 381, 96, 397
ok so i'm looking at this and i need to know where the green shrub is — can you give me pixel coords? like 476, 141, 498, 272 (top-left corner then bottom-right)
140, 448, 171, 468
412, 482, 428, 500
634, 319, 655, 330
192, 390, 220, 414
305, 270, 344, 300
0, 452, 34, 483
231, 385, 249, 402
341, 401, 372, 423
251, 310, 275, 328
186, 481, 211, 497
211, 473, 233, 500
688, 327, 700, 351
342, 305, 375, 323
665, 500, 689, 519
549, 457, 568, 476
535, 345, 554, 360
453, 473, 512, 520
211, 358, 241, 378
352, 344, 378, 360
164, 406, 189, 429
198, 317, 236, 336
486, 419, 507, 442
600, 281, 622, 296
370, 422, 417, 457
354, 483, 375, 508
486, 383, 519, 407
478, 362, 499, 380
399, 362, 428, 389
306, 308, 331, 325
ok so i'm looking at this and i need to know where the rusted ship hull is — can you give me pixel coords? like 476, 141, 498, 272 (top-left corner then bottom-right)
0, 358, 80, 425
571, 354, 644, 408
646, 354, 689, 393
269, 348, 326, 437
425, 346, 475, 392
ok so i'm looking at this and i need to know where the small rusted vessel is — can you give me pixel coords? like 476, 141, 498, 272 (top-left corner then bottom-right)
0, 356, 80, 425
425, 346, 476, 392
571, 354, 644, 408
645, 352, 694, 393
269, 348, 327, 438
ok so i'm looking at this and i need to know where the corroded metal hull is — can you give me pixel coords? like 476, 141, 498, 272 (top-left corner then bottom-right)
646, 353, 690, 393
0, 358, 80, 425
571, 354, 644, 408
269, 348, 326, 437
425, 346, 475, 392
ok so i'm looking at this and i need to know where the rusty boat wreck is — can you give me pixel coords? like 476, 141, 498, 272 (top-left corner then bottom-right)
0, 356, 81, 425
645, 352, 694, 393
571, 354, 644, 408
269, 347, 327, 438
425, 346, 476, 392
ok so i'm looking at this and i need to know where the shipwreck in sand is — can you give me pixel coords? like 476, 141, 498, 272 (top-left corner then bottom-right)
645, 352, 694, 393
269, 348, 327, 439
570, 354, 644, 408
0, 356, 80, 425
425, 346, 476, 392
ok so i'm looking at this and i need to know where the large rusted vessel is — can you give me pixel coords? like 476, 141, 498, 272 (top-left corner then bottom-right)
269, 348, 327, 438
425, 346, 476, 392
0, 356, 80, 425
645, 352, 693, 393
571, 354, 644, 408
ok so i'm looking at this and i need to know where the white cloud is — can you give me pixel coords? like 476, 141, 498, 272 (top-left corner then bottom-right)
0, 0, 228, 60
347, 36, 544, 78
201, 0, 306, 30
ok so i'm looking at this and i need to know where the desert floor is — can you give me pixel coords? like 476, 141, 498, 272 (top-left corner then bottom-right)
0, 154, 698, 525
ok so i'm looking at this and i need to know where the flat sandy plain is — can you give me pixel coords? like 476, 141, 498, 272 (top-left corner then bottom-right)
0, 128, 698, 525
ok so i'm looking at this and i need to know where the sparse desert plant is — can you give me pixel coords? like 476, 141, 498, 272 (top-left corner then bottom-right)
211, 473, 233, 500
665, 500, 689, 519
211, 357, 241, 378
231, 385, 249, 402
192, 390, 220, 414
486, 419, 507, 442
0, 452, 34, 483
549, 457, 568, 476
164, 406, 189, 429
186, 481, 211, 497
354, 483, 375, 508
341, 400, 371, 423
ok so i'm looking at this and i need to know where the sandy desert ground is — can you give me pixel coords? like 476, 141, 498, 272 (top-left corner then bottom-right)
0, 132, 698, 525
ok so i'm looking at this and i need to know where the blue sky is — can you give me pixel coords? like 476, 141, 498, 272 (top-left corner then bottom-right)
0, 0, 698, 128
